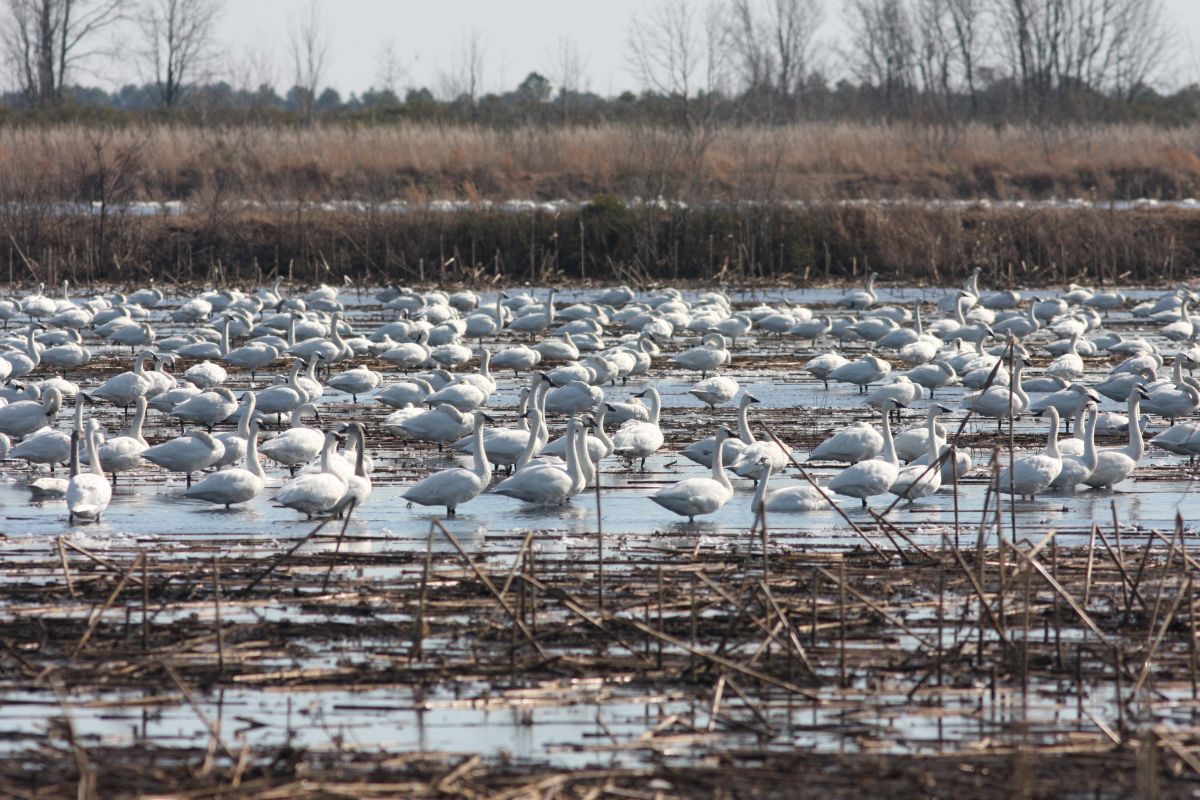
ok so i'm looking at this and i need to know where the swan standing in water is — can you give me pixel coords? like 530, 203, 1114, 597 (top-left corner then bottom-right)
491, 416, 586, 505
403, 414, 493, 515
142, 429, 224, 487
888, 404, 953, 503
67, 419, 112, 524
86, 395, 150, 484
751, 460, 824, 513
997, 407, 1063, 500
680, 393, 757, 468
828, 401, 903, 507
331, 422, 372, 517
650, 426, 735, 523
0, 385, 63, 437
274, 431, 348, 518
258, 403, 323, 475
186, 420, 267, 508
611, 386, 664, 470
1083, 388, 1149, 490
1050, 403, 1098, 493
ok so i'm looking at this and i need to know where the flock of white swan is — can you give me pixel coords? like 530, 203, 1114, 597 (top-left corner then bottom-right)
0, 269, 1194, 527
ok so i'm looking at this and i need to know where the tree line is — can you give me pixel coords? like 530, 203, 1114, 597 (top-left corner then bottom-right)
0, 0, 1192, 126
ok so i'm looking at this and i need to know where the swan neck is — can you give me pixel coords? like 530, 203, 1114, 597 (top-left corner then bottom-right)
594, 407, 613, 450
86, 426, 103, 477
473, 419, 492, 481
1082, 410, 1098, 467
737, 399, 754, 443
1045, 414, 1061, 460
131, 400, 148, 445
353, 428, 366, 478
72, 395, 85, 432
752, 463, 770, 509
926, 408, 940, 459
880, 410, 897, 466
1127, 395, 1145, 460
712, 431, 733, 490
247, 429, 265, 479
517, 412, 541, 468
646, 388, 661, 424
320, 438, 335, 473
69, 431, 79, 478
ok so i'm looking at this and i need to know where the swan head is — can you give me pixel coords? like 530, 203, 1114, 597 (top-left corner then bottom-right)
934, 403, 954, 415
745, 394, 761, 405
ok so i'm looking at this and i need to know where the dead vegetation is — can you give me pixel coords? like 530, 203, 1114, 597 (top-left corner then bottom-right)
2, 121, 1200, 203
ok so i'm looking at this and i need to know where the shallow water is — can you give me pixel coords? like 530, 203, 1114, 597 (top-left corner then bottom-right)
1, 280, 1197, 769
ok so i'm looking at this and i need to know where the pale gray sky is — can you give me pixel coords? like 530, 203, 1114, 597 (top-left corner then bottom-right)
107, 0, 1200, 97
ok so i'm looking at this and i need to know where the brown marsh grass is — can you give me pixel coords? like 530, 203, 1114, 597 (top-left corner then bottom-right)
2, 121, 1200, 203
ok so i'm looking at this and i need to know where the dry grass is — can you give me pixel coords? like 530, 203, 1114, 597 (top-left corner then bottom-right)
2, 121, 1200, 202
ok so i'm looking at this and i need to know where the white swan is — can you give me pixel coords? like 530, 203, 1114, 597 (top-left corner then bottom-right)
171, 386, 238, 430
888, 404, 953, 502
0, 385, 62, 437
680, 393, 756, 468
828, 354, 891, 393
142, 429, 224, 486
330, 421, 372, 516
809, 420, 882, 464
91, 351, 155, 411
688, 375, 739, 409
1050, 403, 1098, 493
829, 401, 902, 507
1083, 388, 1149, 490
258, 403, 324, 474
488, 339, 541, 374
492, 416, 585, 505
403, 413, 493, 515
997, 407, 1063, 499
11, 390, 85, 471
400, 402, 475, 447
67, 419, 112, 523
255, 359, 307, 419
611, 386, 664, 470
213, 392, 257, 468
186, 420, 267, 508
671, 333, 729, 378
274, 431, 349, 518
837, 272, 878, 309
87, 395, 150, 484
751, 460, 823, 513
650, 426, 735, 522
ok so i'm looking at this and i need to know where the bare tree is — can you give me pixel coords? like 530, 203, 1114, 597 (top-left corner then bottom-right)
286, 0, 328, 118
374, 39, 404, 98
1106, 0, 1169, 102
728, 0, 824, 118
138, 0, 222, 107
439, 28, 485, 121
1, 0, 126, 106
547, 35, 585, 122
845, 0, 917, 112
945, 0, 987, 114
626, 0, 731, 129
992, 0, 1169, 114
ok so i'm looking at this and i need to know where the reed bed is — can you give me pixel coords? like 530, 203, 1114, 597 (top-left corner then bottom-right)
2, 121, 1200, 203
2, 517, 1198, 797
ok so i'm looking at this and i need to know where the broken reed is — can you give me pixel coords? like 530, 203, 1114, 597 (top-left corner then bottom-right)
1, 202, 1196, 289
5, 513, 1200, 797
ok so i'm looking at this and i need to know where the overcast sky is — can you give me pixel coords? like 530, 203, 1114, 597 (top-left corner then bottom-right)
105, 0, 1200, 97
